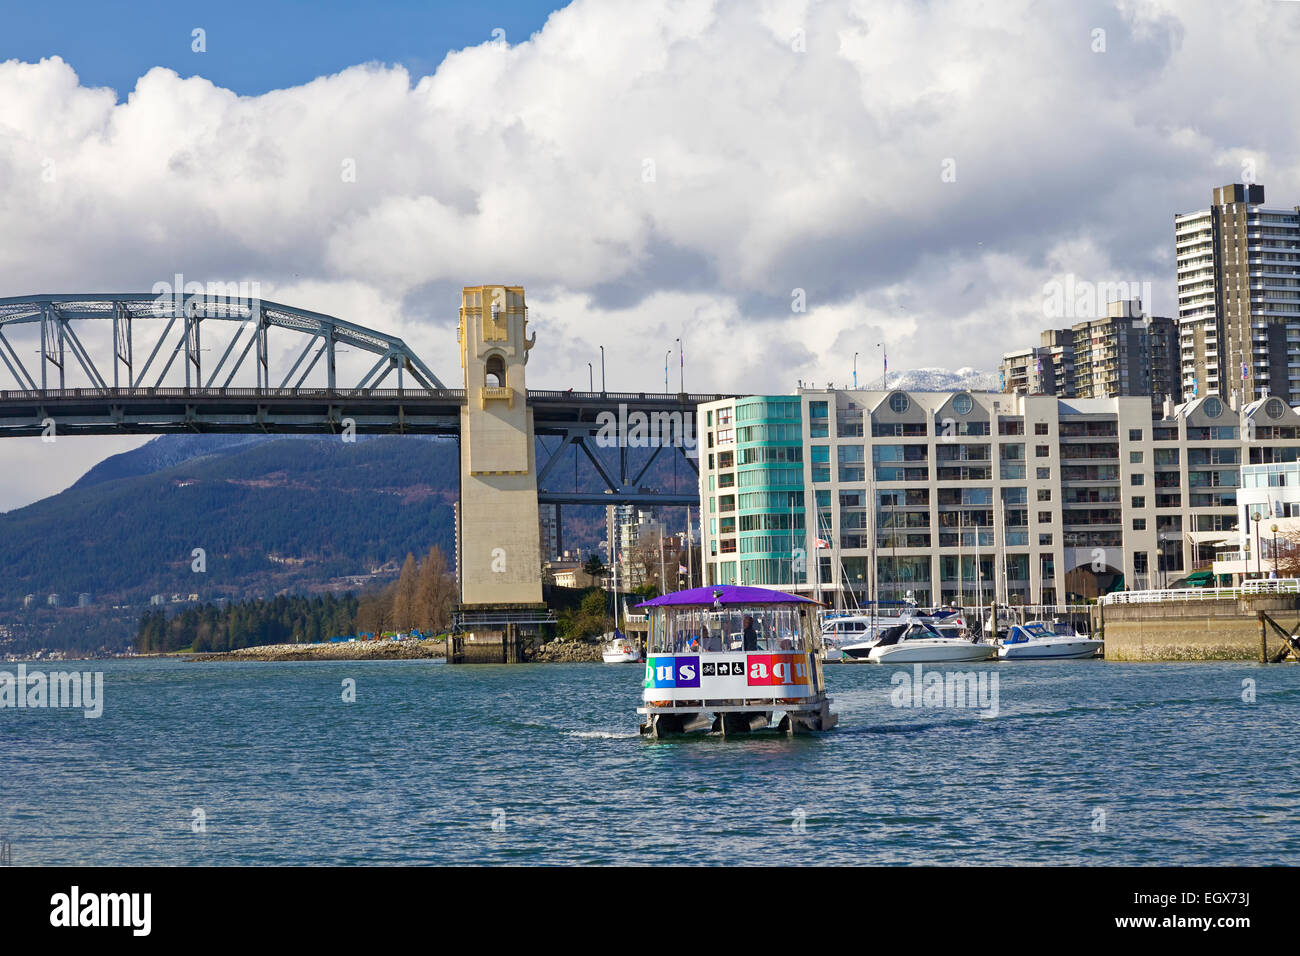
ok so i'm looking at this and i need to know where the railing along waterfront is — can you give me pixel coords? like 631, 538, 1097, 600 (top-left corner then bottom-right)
1102, 578, 1300, 605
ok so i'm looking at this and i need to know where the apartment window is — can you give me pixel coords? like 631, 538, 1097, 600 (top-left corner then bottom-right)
1133, 518, 1146, 530
1039, 534, 1053, 546
1037, 511, 1052, 524
1132, 496, 1145, 508
1036, 468, 1050, 480
1037, 489, 1052, 502
1128, 429, 1143, 442
1129, 451, 1143, 464
1130, 474, 1144, 486
1036, 445, 1050, 457
1034, 422, 1049, 435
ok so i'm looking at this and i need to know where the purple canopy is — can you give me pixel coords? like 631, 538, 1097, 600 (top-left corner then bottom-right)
635, 585, 820, 608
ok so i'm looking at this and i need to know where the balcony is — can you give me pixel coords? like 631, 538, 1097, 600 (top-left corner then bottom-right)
480, 385, 513, 408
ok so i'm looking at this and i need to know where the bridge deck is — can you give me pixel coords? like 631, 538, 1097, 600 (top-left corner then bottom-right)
0, 387, 728, 506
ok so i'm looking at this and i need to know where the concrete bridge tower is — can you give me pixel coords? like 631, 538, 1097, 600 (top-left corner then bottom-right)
453, 286, 547, 657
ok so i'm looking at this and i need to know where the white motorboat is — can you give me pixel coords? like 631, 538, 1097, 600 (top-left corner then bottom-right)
821, 614, 900, 661
831, 607, 970, 661
867, 621, 998, 664
997, 621, 1102, 660
601, 632, 642, 663
982, 605, 1020, 639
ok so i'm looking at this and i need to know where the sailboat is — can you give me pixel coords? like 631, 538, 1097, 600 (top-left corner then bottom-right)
601, 522, 642, 663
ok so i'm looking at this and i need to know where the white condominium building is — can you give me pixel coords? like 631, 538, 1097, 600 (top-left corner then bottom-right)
697, 389, 1300, 605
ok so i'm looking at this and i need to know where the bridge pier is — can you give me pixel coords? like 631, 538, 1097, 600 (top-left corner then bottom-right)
453, 285, 552, 657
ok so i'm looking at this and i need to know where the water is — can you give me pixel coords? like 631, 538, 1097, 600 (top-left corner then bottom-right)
2, 657, 1298, 865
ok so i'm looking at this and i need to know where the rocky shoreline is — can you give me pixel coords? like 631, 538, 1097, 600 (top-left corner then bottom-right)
180, 637, 613, 663
531, 640, 604, 663
184, 639, 446, 662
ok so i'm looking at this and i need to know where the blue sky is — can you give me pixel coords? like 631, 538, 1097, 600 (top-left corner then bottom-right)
0, 0, 567, 96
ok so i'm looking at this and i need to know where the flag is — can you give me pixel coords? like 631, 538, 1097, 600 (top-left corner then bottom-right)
1243, 362, 1248, 381
815, 538, 830, 549
679, 564, 689, 574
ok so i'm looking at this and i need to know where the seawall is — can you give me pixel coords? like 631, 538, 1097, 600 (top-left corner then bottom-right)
1103, 595, 1300, 661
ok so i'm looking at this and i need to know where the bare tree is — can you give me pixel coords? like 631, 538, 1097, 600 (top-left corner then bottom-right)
392, 552, 419, 630
415, 546, 455, 634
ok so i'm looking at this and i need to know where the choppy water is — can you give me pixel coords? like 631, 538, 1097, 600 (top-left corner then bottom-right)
1, 657, 1298, 865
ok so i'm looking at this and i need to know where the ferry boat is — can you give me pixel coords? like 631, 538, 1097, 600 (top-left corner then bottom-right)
997, 621, 1103, 660
601, 631, 643, 664
636, 585, 837, 737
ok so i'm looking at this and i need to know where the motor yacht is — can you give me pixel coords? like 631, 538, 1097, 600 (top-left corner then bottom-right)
997, 621, 1102, 660
866, 621, 998, 664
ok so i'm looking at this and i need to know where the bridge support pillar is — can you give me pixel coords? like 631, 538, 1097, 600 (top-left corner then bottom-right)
454, 285, 549, 657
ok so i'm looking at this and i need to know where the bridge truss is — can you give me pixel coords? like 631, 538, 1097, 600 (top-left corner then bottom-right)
0, 294, 727, 507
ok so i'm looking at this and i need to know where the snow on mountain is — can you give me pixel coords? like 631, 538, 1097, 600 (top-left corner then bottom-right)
878, 367, 999, 392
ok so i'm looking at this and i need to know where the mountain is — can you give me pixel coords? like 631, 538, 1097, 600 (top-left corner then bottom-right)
0, 435, 461, 609
0, 428, 699, 654
884, 367, 999, 392
72, 434, 270, 489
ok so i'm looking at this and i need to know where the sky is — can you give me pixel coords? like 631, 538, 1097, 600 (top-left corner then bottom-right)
2, 0, 1300, 511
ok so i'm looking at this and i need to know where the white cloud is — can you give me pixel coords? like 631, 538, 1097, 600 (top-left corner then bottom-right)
1, 0, 1299, 504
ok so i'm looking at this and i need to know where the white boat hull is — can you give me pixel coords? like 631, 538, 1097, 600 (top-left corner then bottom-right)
868, 640, 997, 663
998, 638, 1102, 660
603, 651, 642, 663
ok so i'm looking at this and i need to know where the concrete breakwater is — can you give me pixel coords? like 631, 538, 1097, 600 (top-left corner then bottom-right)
185, 639, 447, 662
1102, 593, 1300, 661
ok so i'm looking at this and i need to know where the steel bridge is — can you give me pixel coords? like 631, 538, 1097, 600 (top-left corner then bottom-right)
0, 294, 722, 506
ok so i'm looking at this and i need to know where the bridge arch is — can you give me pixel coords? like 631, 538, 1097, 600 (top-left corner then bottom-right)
0, 293, 444, 393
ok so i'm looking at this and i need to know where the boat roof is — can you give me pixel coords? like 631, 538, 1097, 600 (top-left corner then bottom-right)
635, 585, 821, 608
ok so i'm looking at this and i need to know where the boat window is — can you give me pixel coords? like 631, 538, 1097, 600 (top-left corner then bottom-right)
649, 605, 810, 653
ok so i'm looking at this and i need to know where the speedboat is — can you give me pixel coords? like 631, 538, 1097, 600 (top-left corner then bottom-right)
997, 621, 1102, 660
833, 607, 970, 661
982, 605, 1020, 638
821, 614, 897, 661
601, 631, 642, 663
867, 621, 998, 663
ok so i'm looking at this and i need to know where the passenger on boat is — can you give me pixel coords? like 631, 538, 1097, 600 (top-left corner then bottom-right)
742, 616, 758, 651
701, 625, 721, 652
